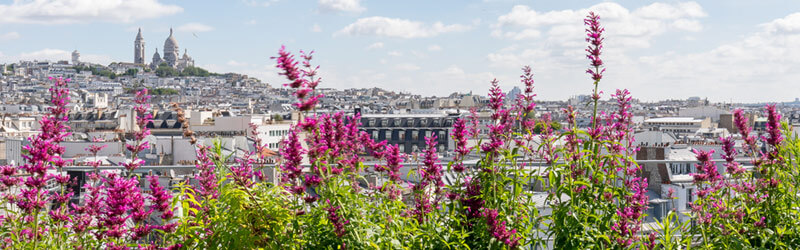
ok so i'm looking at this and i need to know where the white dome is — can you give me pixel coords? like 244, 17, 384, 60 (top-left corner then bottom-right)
164, 28, 178, 50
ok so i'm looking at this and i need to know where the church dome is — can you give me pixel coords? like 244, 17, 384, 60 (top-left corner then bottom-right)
164, 28, 179, 50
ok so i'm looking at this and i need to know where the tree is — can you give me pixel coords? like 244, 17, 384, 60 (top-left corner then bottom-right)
180, 66, 211, 77
124, 68, 139, 77
155, 64, 179, 77
531, 120, 562, 134
151, 88, 180, 95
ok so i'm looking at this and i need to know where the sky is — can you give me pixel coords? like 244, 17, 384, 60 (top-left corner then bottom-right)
0, 0, 799, 103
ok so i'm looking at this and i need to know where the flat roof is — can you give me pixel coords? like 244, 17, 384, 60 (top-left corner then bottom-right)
645, 117, 703, 123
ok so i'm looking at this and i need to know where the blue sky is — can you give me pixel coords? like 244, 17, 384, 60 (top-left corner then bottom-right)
0, 0, 799, 102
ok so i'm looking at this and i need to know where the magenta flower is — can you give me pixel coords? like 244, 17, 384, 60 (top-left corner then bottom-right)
420, 136, 443, 188
483, 208, 521, 248
461, 178, 484, 222
516, 65, 536, 116
123, 88, 153, 173
468, 108, 480, 138
194, 146, 219, 200
100, 173, 142, 239
274, 45, 304, 88
325, 200, 349, 237
764, 104, 783, 160
279, 128, 305, 184
16, 77, 71, 216
720, 136, 745, 175
382, 144, 404, 182
450, 118, 469, 172
487, 79, 505, 119
585, 12, 605, 82
147, 174, 173, 220
231, 156, 256, 188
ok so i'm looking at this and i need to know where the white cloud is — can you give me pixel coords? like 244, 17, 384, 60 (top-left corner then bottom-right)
311, 24, 322, 32
245, 19, 258, 25
625, 12, 800, 102
0, 0, 182, 24
427, 45, 442, 51
177, 23, 214, 33
319, 0, 365, 13
487, 9, 800, 102
243, 0, 280, 7
761, 12, 800, 33
492, 2, 707, 48
0, 31, 20, 41
336, 17, 471, 38
387, 51, 402, 56
1, 48, 113, 65
395, 63, 421, 71
672, 19, 702, 32
366, 42, 384, 50
635, 2, 706, 20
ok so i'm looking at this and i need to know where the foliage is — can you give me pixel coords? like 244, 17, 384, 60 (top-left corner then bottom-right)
156, 64, 214, 77
180, 66, 212, 77
73, 65, 117, 79
2, 12, 799, 250
155, 63, 179, 77
151, 88, 180, 95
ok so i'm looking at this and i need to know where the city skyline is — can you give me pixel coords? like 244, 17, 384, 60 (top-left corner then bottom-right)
0, 0, 798, 102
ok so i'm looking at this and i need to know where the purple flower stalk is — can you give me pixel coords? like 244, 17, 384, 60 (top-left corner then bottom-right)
382, 144, 404, 182
274, 46, 324, 113
231, 156, 256, 188
451, 118, 469, 172
123, 89, 152, 173
516, 65, 536, 116
764, 104, 782, 160
147, 174, 173, 220
468, 108, 480, 138
420, 136, 443, 189
194, 146, 219, 200
279, 128, 305, 185
411, 136, 443, 223
720, 136, 745, 175
274, 45, 304, 88
487, 79, 505, 120
100, 173, 141, 239
585, 12, 605, 82
483, 208, 521, 248
325, 200, 349, 237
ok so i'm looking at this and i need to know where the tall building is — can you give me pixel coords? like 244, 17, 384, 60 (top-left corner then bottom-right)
71, 50, 80, 65
151, 48, 162, 70
134, 28, 145, 64
141, 28, 195, 70
163, 28, 179, 67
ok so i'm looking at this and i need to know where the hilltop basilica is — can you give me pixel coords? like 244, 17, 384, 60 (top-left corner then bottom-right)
134, 28, 195, 71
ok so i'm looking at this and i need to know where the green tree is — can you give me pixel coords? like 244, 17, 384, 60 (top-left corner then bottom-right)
124, 68, 139, 77
531, 120, 562, 134
155, 64, 179, 77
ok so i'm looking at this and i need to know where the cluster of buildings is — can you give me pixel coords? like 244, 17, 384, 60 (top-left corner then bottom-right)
1, 29, 800, 239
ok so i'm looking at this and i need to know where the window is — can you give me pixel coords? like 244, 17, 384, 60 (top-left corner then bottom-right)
669, 163, 691, 175
384, 131, 391, 140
